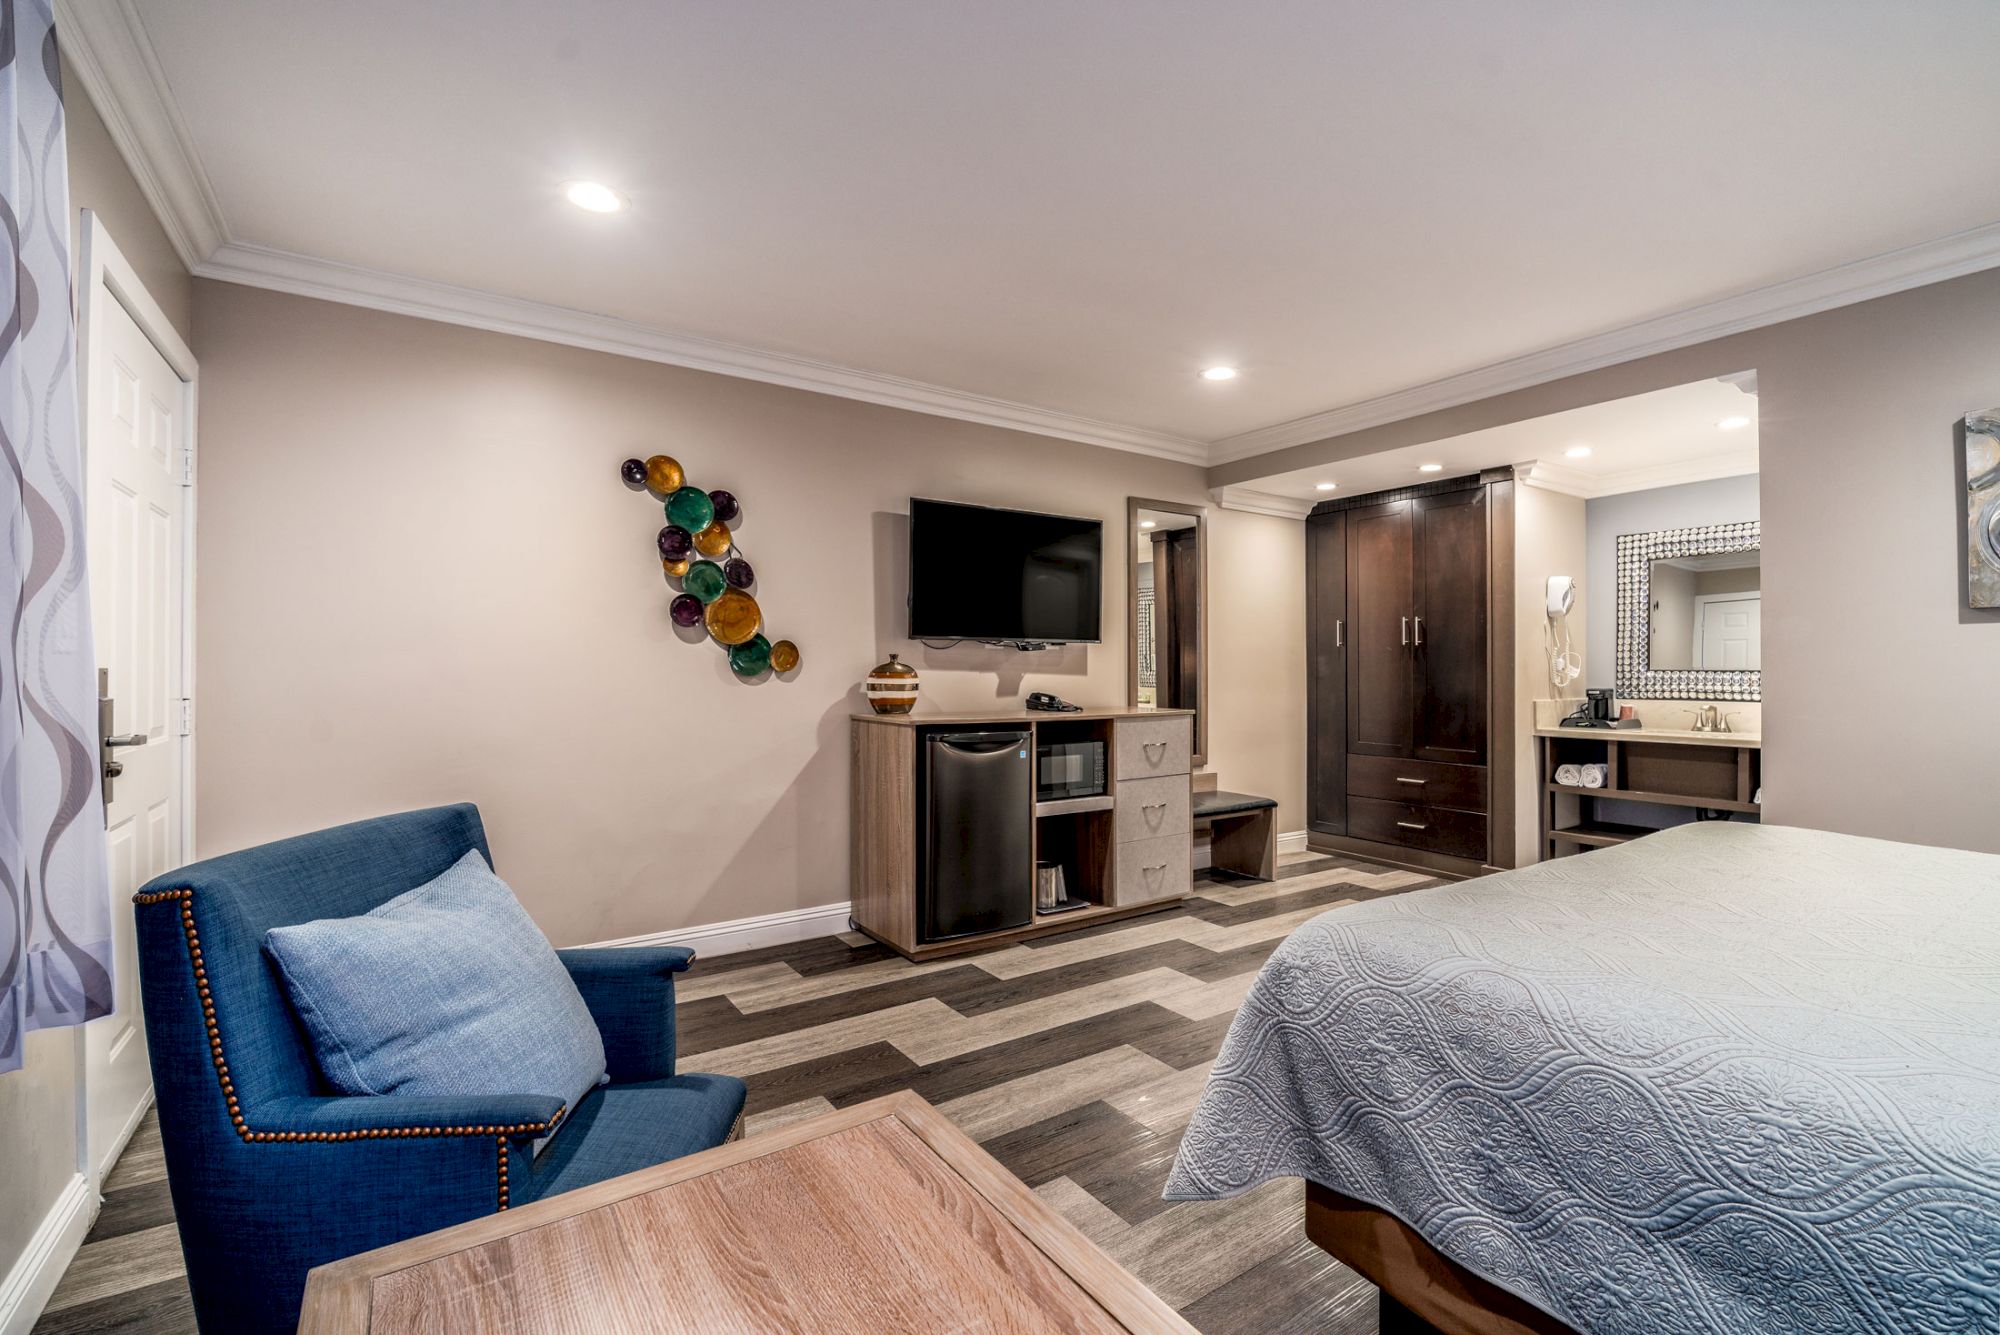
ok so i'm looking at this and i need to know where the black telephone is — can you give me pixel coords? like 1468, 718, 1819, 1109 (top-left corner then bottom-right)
1025, 692, 1081, 713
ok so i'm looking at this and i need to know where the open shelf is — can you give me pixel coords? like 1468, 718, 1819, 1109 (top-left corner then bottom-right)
1036, 794, 1113, 817
1546, 783, 1758, 814
1548, 822, 1655, 848
1034, 806, 1114, 913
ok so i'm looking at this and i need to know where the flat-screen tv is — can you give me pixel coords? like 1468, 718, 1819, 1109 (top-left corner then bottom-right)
908, 499, 1103, 644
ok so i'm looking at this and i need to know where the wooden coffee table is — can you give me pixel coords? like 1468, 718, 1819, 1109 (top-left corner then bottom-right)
300, 1090, 1194, 1333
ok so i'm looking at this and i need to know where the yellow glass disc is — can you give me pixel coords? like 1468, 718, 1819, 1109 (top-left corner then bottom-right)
644, 454, 684, 493
661, 556, 690, 577
703, 589, 761, 646
693, 520, 732, 557
769, 639, 800, 672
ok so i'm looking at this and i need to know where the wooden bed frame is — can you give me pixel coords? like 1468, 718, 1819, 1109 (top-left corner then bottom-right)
1305, 1183, 1582, 1335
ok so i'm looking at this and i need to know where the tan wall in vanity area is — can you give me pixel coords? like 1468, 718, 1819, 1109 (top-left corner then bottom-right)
1212, 264, 2000, 855
187, 281, 1305, 946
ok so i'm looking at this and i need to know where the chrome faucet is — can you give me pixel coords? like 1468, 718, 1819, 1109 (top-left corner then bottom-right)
1685, 704, 1727, 733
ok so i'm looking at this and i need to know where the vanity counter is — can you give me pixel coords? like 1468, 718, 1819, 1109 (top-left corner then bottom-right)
1533, 725, 1760, 749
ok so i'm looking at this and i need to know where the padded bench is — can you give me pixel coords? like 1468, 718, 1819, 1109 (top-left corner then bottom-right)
1193, 790, 1277, 881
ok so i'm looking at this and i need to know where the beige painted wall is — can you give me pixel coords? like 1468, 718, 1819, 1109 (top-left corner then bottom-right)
0, 66, 194, 1289
1215, 265, 2000, 854
188, 280, 1304, 946
1512, 484, 1586, 866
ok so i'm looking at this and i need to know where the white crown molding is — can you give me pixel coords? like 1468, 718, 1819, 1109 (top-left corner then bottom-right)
1212, 220, 2000, 465
1208, 485, 1315, 519
1522, 447, 1758, 500
56, 0, 226, 269
195, 242, 1211, 464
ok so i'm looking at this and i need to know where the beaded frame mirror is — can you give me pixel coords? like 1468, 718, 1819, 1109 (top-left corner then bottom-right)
1614, 520, 1761, 701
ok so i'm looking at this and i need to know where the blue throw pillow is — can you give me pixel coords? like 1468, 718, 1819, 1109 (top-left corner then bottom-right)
264, 849, 606, 1140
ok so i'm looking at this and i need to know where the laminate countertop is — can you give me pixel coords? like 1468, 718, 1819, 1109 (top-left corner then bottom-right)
1534, 725, 1761, 748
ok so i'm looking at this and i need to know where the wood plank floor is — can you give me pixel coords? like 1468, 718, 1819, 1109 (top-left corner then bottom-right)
33, 851, 1436, 1334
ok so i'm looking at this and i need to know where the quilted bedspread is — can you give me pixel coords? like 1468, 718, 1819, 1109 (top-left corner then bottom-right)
1164, 822, 2000, 1334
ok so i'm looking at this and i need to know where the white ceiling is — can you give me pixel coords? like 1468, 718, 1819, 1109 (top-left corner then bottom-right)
1247, 376, 1759, 500
74, 1, 2000, 465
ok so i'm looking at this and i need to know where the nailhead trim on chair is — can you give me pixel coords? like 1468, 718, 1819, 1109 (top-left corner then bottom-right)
135, 887, 562, 1211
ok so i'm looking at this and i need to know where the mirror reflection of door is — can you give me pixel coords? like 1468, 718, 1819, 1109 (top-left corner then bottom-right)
1648, 550, 1760, 670
1131, 502, 1204, 761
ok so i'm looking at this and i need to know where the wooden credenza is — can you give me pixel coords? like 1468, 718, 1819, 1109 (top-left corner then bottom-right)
1307, 469, 1517, 876
852, 708, 1193, 960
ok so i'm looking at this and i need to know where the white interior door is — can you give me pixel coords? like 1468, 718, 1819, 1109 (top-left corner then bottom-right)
1695, 594, 1761, 670
80, 216, 195, 1182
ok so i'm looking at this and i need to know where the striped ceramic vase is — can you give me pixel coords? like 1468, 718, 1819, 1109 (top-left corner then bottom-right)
865, 654, 920, 715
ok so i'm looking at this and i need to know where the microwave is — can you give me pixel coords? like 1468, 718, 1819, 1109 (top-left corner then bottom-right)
1036, 740, 1106, 801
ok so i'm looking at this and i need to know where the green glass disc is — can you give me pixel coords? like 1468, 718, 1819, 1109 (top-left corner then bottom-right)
665, 487, 715, 533
729, 633, 772, 677
683, 559, 727, 603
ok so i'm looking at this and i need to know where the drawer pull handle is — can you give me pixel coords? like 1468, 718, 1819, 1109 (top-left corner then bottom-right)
1143, 742, 1167, 758
1395, 821, 1428, 831
1143, 802, 1168, 812
1144, 863, 1168, 876
1394, 777, 1426, 786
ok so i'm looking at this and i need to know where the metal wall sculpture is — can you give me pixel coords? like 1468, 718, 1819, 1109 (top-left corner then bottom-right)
621, 455, 800, 678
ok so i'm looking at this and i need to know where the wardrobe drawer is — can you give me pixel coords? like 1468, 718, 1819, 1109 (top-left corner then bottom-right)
1347, 755, 1487, 809
1114, 832, 1191, 906
1346, 796, 1487, 861
1114, 715, 1191, 780
1115, 775, 1190, 844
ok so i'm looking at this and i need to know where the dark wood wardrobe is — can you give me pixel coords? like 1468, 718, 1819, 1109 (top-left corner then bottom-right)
1307, 468, 1516, 875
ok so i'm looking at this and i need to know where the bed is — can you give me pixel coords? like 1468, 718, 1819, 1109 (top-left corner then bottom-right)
1165, 822, 2000, 1335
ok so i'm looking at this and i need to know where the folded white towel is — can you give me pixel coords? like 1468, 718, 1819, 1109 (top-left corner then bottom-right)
1753, 787, 1762, 805
1579, 764, 1607, 789
1554, 763, 1583, 787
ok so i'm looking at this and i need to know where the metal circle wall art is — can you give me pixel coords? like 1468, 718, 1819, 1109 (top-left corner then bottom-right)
621, 455, 801, 680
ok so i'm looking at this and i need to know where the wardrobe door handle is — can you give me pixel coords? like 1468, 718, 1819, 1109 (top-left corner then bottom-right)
1414, 615, 1424, 646
1401, 616, 1409, 646
1335, 618, 1343, 649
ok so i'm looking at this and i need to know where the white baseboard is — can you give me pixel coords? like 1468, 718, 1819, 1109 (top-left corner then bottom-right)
581, 900, 853, 959
0, 1174, 97, 1335
94, 1088, 154, 1185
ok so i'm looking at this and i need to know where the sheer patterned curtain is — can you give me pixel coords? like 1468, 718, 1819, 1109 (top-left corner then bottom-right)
0, 0, 112, 1074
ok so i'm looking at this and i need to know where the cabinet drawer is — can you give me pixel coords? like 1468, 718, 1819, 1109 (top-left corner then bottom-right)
1115, 775, 1190, 844
1347, 755, 1487, 809
1114, 715, 1191, 780
1114, 832, 1191, 906
1346, 795, 1487, 861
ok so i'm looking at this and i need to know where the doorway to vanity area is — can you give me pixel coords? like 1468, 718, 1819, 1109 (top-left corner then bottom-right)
1237, 375, 1766, 876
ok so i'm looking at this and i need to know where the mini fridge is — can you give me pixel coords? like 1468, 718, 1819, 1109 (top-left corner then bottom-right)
919, 730, 1033, 942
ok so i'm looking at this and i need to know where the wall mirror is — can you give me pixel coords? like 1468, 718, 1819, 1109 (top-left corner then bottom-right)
1128, 499, 1206, 763
1616, 520, 1761, 700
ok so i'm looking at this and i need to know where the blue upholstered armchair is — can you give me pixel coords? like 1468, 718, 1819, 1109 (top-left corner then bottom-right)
134, 804, 747, 1333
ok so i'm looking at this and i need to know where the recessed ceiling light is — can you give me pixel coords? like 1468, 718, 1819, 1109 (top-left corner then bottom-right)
1418, 463, 1444, 473
564, 180, 626, 214
1200, 366, 1239, 382
1717, 415, 1751, 431
1315, 482, 1337, 491
1565, 445, 1593, 458
1140, 520, 1156, 529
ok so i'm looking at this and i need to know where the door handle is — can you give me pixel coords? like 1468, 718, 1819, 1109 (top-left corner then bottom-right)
1335, 618, 1343, 648
103, 733, 148, 748
1401, 616, 1409, 646
1414, 616, 1424, 646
